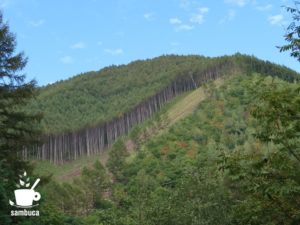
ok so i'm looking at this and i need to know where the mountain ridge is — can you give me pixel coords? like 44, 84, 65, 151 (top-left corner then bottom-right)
29, 53, 299, 134
24, 53, 299, 163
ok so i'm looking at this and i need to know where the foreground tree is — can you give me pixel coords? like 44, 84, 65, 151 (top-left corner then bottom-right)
224, 77, 300, 224
279, 1, 300, 61
225, 2, 300, 223
0, 11, 40, 224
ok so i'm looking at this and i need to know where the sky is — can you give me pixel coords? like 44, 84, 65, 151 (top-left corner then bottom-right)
1, 0, 298, 85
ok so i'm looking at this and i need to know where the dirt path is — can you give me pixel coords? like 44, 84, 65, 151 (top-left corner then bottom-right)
167, 78, 223, 126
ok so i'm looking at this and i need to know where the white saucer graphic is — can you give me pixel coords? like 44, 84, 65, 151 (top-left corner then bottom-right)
9, 172, 41, 209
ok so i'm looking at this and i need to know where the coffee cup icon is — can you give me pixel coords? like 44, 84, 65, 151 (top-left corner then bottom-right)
14, 189, 41, 206
12, 178, 41, 207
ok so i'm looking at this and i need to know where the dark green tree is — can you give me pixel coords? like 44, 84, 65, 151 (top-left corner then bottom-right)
107, 139, 129, 182
0, 11, 40, 224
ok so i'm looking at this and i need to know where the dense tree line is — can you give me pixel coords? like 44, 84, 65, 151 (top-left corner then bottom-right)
24, 54, 299, 163
25, 59, 237, 163
27, 54, 299, 135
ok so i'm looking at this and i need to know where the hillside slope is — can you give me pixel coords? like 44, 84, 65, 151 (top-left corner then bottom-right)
34, 77, 224, 181
29, 55, 212, 134
28, 54, 298, 134
104, 74, 300, 224
25, 54, 299, 163
40, 73, 300, 224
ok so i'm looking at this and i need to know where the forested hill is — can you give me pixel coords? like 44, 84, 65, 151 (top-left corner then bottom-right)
28, 53, 299, 135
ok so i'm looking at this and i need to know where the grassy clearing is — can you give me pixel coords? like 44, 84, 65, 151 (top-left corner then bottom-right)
167, 87, 206, 126
33, 150, 109, 182
149, 77, 225, 136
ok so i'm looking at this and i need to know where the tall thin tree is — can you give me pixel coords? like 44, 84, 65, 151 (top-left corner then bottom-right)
0, 11, 40, 223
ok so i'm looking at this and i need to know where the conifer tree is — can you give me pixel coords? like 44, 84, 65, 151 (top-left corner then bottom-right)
0, 11, 40, 223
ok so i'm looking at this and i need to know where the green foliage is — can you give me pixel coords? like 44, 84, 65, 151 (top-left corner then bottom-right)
104, 74, 255, 225
81, 160, 110, 208
39, 73, 300, 224
0, 11, 41, 224
41, 160, 110, 217
104, 74, 299, 225
1, 1, 299, 224
279, 1, 300, 62
28, 55, 212, 134
26, 54, 299, 134
224, 77, 300, 224
107, 139, 129, 182
251, 78, 300, 161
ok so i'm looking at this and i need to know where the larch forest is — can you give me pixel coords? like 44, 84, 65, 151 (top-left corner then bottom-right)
1, 2, 300, 225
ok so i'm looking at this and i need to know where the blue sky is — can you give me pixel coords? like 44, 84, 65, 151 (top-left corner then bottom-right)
1, 0, 298, 85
